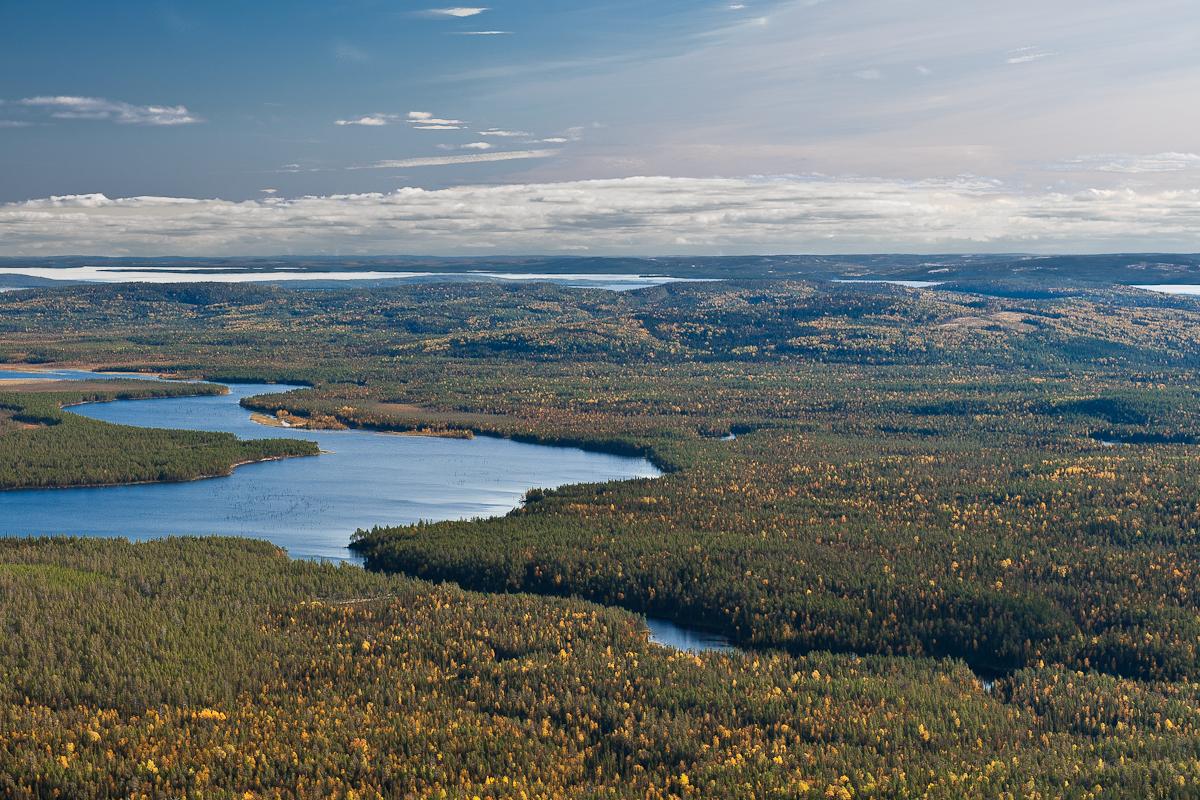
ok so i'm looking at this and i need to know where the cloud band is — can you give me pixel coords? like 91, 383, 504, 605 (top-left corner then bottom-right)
2, 176, 1199, 256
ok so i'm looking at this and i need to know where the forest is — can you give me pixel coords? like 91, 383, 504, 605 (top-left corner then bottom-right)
1, 536, 1198, 799
2, 278, 1200, 796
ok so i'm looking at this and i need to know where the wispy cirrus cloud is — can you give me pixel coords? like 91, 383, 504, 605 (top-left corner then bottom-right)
1006, 47, 1058, 65
355, 148, 559, 169
333, 42, 370, 62
455, 30, 511, 35
17, 96, 200, 125
5, 176, 1200, 256
1052, 152, 1200, 174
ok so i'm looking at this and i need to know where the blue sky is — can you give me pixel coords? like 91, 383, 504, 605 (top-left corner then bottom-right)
2, 0, 1199, 255
0, 0, 726, 199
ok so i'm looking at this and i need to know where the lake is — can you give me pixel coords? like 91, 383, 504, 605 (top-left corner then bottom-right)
1132, 284, 1200, 296
0, 369, 661, 560
0, 267, 717, 292
832, 279, 945, 288
645, 617, 737, 653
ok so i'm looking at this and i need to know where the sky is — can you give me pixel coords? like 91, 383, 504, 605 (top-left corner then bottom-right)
1, 0, 1199, 256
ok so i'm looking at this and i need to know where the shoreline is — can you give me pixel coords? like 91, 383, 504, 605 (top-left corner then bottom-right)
1, 382, 315, 492
0, 452, 316, 493
8, 362, 669, 472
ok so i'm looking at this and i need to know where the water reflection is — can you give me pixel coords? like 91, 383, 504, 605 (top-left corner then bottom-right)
645, 617, 737, 654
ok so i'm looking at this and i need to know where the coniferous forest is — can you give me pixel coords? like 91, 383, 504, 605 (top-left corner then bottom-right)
2, 277, 1200, 797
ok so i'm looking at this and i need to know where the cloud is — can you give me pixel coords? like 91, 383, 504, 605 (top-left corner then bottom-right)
426, 7, 488, 17
479, 129, 530, 137
356, 148, 559, 168
4, 175, 1200, 256
407, 111, 466, 128
1006, 47, 1057, 64
335, 111, 472, 129
17, 96, 200, 126
455, 30, 511, 35
436, 142, 493, 151
335, 114, 400, 127
1052, 153, 1200, 174
0, 121, 32, 128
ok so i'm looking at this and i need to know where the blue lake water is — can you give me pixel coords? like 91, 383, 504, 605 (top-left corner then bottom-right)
0, 369, 661, 560
645, 617, 736, 654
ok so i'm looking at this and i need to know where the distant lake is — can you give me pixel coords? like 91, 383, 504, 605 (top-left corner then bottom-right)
0, 370, 660, 560
1132, 285, 1200, 296
0, 267, 718, 292
832, 279, 945, 288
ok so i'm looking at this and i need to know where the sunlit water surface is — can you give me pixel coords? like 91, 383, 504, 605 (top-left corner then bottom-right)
0, 369, 660, 560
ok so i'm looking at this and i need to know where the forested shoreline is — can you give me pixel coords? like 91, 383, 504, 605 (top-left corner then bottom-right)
0, 379, 318, 489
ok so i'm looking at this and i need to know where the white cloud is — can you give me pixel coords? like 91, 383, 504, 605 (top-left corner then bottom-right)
0, 120, 32, 128
427, 7, 488, 17
335, 114, 400, 127
407, 111, 465, 127
4, 175, 1200, 256
357, 148, 559, 168
436, 142, 494, 151
17, 96, 200, 126
479, 128, 530, 137
335, 111, 469, 128
456, 30, 512, 35
1053, 152, 1200, 174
